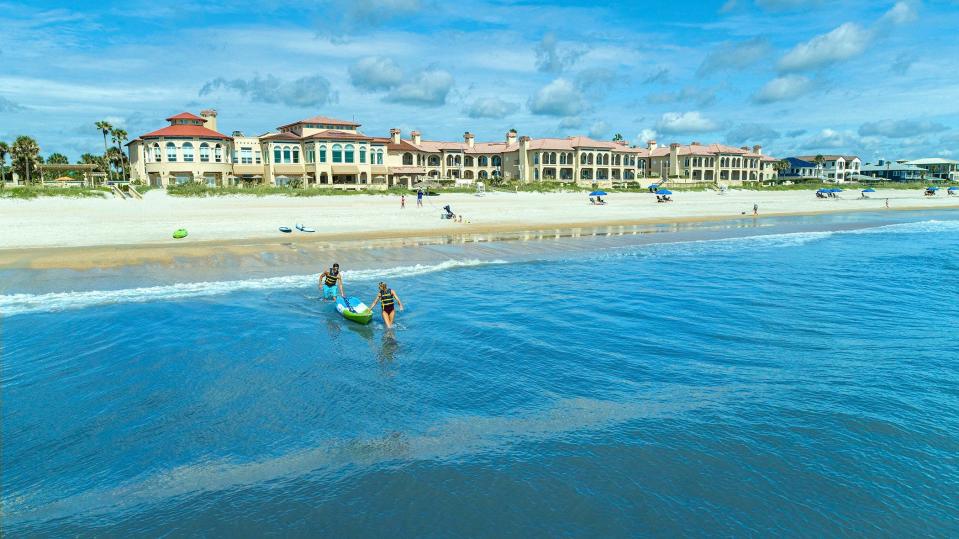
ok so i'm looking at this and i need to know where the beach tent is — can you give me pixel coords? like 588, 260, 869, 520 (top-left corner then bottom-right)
656, 189, 673, 195
862, 188, 876, 193
590, 190, 608, 196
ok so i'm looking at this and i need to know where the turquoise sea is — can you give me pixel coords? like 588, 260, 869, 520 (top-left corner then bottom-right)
2, 210, 959, 536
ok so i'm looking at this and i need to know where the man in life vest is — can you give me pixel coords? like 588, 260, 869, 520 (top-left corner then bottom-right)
369, 282, 404, 328
319, 263, 345, 300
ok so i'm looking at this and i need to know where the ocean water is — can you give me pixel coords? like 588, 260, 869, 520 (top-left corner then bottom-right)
3, 212, 959, 537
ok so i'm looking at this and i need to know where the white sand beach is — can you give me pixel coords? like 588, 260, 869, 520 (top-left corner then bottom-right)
1, 189, 957, 254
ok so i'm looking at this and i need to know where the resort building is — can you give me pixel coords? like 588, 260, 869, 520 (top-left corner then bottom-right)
784, 155, 861, 182
903, 158, 959, 181
860, 159, 926, 181
127, 111, 780, 189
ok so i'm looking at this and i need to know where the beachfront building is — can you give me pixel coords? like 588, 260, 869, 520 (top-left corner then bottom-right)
780, 157, 819, 179
860, 159, 926, 181
128, 111, 779, 189
646, 142, 778, 185
904, 158, 959, 181
785, 155, 861, 182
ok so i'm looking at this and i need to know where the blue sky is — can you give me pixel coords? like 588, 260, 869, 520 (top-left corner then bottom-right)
1, 0, 957, 162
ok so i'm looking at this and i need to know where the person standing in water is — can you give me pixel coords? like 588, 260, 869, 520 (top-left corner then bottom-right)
753, 203, 758, 216
370, 282, 404, 328
319, 263, 345, 300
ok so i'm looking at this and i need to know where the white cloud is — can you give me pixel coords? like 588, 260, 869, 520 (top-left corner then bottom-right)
466, 97, 519, 119
385, 69, 454, 107
588, 120, 609, 139
647, 86, 717, 107
528, 78, 587, 117
697, 37, 771, 76
858, 119, 948, 138
880, 1, 918, 25
752, 75, 813, 104
638, 129, 658, 144
803, 128, 861, 150
348, 56, 404, 91
199, 74, 337, 108
778, 23, 872, 72
535, 33, 585, 74
656, 112, 720, 134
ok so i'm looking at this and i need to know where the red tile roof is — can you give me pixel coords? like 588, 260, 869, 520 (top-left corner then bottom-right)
138, 124, 230, 140
278, 115, 359, 129
165, 112, 206, 122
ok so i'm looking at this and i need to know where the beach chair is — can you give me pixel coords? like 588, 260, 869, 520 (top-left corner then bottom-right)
589, 197, 596, 205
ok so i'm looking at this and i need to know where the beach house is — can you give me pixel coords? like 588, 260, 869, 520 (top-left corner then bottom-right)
127, 111, 779, 189
860, 159, 926, 181
903, 158, 959, 181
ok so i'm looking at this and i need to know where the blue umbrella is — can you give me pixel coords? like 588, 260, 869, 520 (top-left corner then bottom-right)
817, 188, 828, 193
832, 188, 844, 192
590, 190, 607, 196
656, 189, 673, 195
648, 183, 659, 189
927, 186, 940, 191
862, 188, 876, 192
948, 187, 958, 191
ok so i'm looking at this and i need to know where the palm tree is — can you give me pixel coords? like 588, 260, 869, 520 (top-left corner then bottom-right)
96, 120, 114, 183
106, 147, 126, 180
0, 141, 9, 186
111, 127, 129, 181
11, 136, 41, 185
612, 133, 624, 142
47, 152, 69, 164
813, 154, 825, 180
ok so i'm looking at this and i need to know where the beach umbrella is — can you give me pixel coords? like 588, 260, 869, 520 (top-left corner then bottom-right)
832, 188, 844, 192
926, 186, 940, 191
862, 188, 876, 192
817, 188, 828, 193
590, 190, 608, 196
656, 189, 673, 195
948, 187, 958, 191
648, 183, 659, 189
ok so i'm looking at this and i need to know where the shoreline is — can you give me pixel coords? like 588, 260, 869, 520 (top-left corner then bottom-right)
2, 203, 957, 270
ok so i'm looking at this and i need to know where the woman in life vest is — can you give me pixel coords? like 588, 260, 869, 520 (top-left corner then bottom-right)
319, 263, 344, 299
370, 282, 404, 328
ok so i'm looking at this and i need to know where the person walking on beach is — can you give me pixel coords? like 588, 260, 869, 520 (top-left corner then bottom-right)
753, 203, 758, 216
319, 263, 345, 300
401, 195, 406, 209
370, 282, 404, 328
885, 198, 890, 209
417, 188, 424, 207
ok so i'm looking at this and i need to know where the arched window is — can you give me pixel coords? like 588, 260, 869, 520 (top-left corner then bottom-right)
153, 143, 161, 162
199, 143, 210, 162
292, 146, 300, 164
479, 170, 488, 179
166, 142, 177, 162
274, 146, 282, 163
534, 153, 540, 165
359, 146, 366, 163
332, 144, 342, 163
447, 155, 454, 167
534, 168, 540, 180
377, 150, 384, 164
319, 145, 327, 163
587, 154, 594, 165
345, 144, 354, 163
428, 155, 440, 167
492, 156, 501, 166
182, 142, 194, 162
455, 155, 461, 166
580, 153, 587, 165
465, 156, 473, 167
403, 152, 413, 165
214, 144, 223, 163
282, 146, 292, 163
551, 152, 557, 164
479, 156, 488, 166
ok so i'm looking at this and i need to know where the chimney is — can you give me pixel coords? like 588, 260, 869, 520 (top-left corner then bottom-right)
390, 128, 401, 145
411, 130, 421, 145
506, 129, 517, 145
200, 109, 218, 132
669, 143, 680, 177
647, 140, 657, 151
464, 131, 475, 148
753, 144, 762, 155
